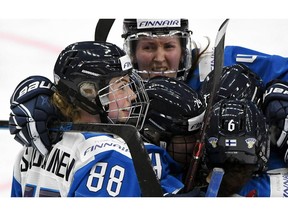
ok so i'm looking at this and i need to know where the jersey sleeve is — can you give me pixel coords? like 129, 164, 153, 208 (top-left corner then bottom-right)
144, 143, 184, 195
224, 45, 288, 84
187, 45, 288, 91
237, 151, 288, 197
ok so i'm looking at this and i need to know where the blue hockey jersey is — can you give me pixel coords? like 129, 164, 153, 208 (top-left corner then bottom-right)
187, 45, 288, 91
236, 151, 288, 197
11, 132, 184, 197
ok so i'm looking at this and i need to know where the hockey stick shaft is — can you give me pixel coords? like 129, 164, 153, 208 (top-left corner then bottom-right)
94, 19, 115, 42
184, 19, 229, 192
205, 167, 224, 197
0, 120, 8, 129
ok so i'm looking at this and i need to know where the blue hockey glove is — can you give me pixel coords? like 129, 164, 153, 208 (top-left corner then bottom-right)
9, 76, 62, 155
263, 79, 288, 165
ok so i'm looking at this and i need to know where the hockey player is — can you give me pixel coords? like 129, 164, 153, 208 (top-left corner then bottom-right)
143, 76, 206, 180
204, 99, 271, 197
9, 41, 184, 197
197, 62, 288, 196
121, 19, 288, 93
121, 18, 209, 83
121, 19, 210, 184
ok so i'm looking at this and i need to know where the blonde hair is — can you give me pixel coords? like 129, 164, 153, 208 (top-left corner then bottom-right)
51, 91, 81, 122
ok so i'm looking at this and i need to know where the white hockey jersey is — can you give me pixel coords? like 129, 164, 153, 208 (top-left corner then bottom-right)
11, 132, 184, 197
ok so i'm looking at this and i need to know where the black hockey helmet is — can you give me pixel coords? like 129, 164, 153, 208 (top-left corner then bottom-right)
121, 19, 193, 81
142, 77, 205, 147
54, 41, 149, 129
204, 99, 270, 172
200, 63, 265, 107
122, 19, 191, 38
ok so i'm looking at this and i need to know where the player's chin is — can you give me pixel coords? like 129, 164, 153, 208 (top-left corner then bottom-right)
117, 111, 130, 122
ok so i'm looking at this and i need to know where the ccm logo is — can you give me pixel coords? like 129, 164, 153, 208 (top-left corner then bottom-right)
18, 81, 53, 99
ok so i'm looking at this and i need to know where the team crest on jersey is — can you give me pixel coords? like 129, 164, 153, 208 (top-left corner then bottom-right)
245, 138, 256, 148
208, 137, 218, 148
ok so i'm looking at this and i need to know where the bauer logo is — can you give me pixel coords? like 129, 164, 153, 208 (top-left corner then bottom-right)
137, 19, 181, 29
119, 55, 132, 70
17, 80, 54, 100
263, 86, 288, 101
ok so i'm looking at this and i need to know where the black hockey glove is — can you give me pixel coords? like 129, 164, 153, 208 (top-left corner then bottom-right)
9, 76, 62, 155
263, 79, 288, 164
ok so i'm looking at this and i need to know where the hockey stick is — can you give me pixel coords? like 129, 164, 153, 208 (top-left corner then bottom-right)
94, 19, 115, 42
0, 120, 8, 129
205, 167, 224, 197
184, 19, 229, 192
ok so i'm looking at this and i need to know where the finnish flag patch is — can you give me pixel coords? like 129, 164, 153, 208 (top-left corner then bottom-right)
225, 139, 237, 146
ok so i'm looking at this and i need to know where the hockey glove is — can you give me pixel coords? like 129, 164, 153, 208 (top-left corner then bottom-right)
263, 79, 288, 164
9, 76, 62, 155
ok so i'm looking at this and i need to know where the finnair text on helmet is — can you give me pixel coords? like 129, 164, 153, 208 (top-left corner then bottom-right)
137, 19, 181, 29
120, 55, 132, 70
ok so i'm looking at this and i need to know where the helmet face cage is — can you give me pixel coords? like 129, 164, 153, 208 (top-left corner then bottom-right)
205, 99, 270, 172
167, 133, 200, 167
122, 19, 192, 81
98, 71, 149, 130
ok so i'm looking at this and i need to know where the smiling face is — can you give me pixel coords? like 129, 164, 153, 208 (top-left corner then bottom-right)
107, 75, 137, 123
134, 36, 182, 80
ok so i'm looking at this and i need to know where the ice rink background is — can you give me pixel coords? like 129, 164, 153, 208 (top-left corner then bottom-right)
1, 18, 288, 201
